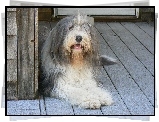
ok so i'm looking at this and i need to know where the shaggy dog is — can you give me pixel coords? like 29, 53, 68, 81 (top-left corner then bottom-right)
39, 13, 117, 109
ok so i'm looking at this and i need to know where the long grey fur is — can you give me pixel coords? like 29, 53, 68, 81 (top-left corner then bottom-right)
39, 14, 117, 96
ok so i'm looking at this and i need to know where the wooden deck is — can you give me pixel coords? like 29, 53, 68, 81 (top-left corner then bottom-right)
7, 21, 155, 115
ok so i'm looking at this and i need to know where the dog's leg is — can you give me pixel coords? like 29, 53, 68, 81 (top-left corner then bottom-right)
88, 87, 114, 106
53, 81, 102, 109
52, 75, 114, 109
66, 87, 101, 109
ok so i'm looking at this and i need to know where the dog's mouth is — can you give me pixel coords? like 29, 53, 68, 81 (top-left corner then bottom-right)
71, 44, 83, 50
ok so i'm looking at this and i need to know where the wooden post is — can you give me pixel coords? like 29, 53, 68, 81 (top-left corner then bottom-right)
34, 8, 39, 98
16, 8, 35, 99
7, 8, 38, 100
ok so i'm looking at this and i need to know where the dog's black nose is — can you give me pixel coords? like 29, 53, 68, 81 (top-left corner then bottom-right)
76, 35, 82, 42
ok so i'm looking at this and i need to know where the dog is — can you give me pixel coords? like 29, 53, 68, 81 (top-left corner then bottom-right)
39, 13, 117, 109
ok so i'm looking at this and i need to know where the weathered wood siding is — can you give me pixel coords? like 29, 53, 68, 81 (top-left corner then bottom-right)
34, 8, 39, 98
7, 8, 38, 100
38, 8, 52, 21
7, 8, 17, 100
17, 8, 34, 99
139, 8, 154, 21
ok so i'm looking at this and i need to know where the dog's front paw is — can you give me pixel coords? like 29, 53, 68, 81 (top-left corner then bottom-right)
79, 98, 101, 109
100, 96, 114, 106
98, 92, 114, 106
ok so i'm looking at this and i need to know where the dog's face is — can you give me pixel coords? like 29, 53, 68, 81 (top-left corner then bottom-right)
64, 25, 91, 54
51, 14, 99, 66
63, 14, 92, 55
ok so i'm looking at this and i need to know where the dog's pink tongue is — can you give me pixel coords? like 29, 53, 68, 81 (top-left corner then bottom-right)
74, 44, 81, 49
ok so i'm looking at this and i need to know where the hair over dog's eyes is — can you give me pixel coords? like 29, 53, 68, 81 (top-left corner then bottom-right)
69, 25, 74, 30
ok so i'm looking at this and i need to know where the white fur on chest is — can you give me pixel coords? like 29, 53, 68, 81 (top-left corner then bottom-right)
51, 65, 113, 109
59, 65, 97, 88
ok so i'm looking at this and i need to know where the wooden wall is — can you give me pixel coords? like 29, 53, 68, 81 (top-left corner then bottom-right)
38, 8, 52, 21
7, 8, 17, 100
7, 8, 38, 100
139, 8, 154, 22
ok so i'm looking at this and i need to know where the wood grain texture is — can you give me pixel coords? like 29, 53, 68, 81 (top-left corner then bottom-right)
7, 81, 17, 100
135, 22, 154, 38
7, 35, 17, 59
111, 22, 154, 75
34, 8, 39, 97
7, 60, 17, 100
95, 22, 154, 114
7, 12, 17, 35
121, 22, 154, 55
17, 8, 35, 99
7, 60, 17, 81
7, 10, 18, 100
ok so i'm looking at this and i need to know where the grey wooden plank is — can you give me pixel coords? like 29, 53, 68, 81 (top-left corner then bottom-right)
73, 106, 102, 115
39, 96, 46, 115
135, 22, 154, 38
7, 81, 17, 100
106, 23, 154, 103
97, 31, 135, 115
7, 100, 40, 109
121, 22, 154, 55
45, 97, 74, 115
7, 12, 17, 35
7, 36, 17, 59
101, 92, 130, 115
7, 100, 41, 115
99, 68, 131, 115
105, 64, 154, 115
103, 22, 154, 106
95, 22, 154, 115
94, 30, 130, 115
109, 22, 154, 76
7, 59, 17, 81
7, 109, 40, 115
17, 8, 35, 99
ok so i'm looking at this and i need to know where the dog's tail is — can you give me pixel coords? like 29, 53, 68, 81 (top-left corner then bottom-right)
99, 55, 118, 66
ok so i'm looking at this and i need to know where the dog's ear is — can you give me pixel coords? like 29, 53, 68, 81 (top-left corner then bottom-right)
99, 55, 118, 66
